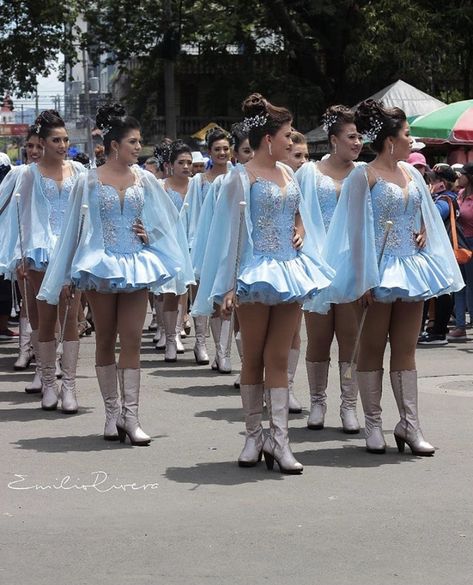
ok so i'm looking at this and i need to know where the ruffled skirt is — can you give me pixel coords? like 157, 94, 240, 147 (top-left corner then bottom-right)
236, 252, 332, 305
374, 251, 458, 303
25, 239, 57, 272
71, 248, 176, 294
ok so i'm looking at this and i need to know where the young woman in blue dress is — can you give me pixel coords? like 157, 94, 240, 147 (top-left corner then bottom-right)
38, 104, 193, 445
193, 94, 334, 474
316, 100, 464, 455
297, 106, 363, 432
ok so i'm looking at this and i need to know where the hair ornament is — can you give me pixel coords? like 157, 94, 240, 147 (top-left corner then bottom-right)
242, 114, 268, 132
35, 123, 41, 134
364, 116, 384, 142
321, 112, 338, 134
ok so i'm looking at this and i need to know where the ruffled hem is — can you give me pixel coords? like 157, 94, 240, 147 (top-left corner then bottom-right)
71, 248, 177, 293
374, 252, 462, 303
236, 253, 332, 305
26, 247, 53, 271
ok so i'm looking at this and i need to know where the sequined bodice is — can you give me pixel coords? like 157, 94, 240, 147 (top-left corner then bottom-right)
41, 175, 75, 236
371, 179, 422, 257
316, 171, 340, 231
250, 178, 300, 261
98, 182, 144, 254
166, 187, 184, 211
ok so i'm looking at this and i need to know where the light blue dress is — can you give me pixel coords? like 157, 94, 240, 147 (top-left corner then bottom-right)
38, 168, 195, 304
297, 161, 355, 236
164, 184, 185, 211
192, 163, 335, 315
190, 173, 226, 280
182, 172, 212, 250
154, 179, 191, 295
306, 162, 464, 314
0, 162, 85, 275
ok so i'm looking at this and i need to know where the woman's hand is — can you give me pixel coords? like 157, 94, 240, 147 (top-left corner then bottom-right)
221, 290, 237, 319
293, 227, 304, 250
415, 228, 426, 249
16, 265, 27, 281
133, 219, 149, 244
358, 290, 374, 308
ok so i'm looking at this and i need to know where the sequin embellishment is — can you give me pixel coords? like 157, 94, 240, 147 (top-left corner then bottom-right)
371, 179, 422, 257
41, 175, 75, 236
250, 178, 300, 261
98, 183, 144, 254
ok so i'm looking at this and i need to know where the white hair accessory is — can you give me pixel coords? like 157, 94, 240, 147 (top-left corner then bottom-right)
242, 114, 268, 132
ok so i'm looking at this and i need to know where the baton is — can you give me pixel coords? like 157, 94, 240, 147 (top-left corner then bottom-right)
58, 204, 88, 348
344, 220, 394, 380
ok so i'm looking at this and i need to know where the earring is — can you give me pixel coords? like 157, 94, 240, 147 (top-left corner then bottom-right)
115, 149, 119, 160
268, 142, 272, 156
333, 143, 337, 155
390, 143, 394, 156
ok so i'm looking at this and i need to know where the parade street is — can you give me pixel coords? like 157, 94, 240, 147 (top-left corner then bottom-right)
1, 322, 472, 585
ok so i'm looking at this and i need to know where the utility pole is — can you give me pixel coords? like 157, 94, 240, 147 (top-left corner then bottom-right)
82, 45, 94, 159
35, 89, 39, 118
163, 0, 177, 139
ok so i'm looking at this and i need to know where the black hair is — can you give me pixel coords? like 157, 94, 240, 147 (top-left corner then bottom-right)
322, 105, 356, 139
242, 93, 292, 150
230, 122, 250, 152
205, 127, 230, 151
96, 103, 140, 155
73, 152, 90, 166
33, 110, 65, 139
26, 125, 40, 141
169, 140, 192, 165
355, 99, 407, 153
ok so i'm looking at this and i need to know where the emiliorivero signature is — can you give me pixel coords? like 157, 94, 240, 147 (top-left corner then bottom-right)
7, 471, 159, 493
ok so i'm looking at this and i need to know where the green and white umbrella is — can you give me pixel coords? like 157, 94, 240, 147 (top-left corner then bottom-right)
410, 100, 473, 144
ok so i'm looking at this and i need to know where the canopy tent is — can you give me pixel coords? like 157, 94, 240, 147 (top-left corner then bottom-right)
305, 79, 445, 147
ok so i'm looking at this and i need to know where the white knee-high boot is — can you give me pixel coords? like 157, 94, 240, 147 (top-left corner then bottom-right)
339, 362, 360, 433
288, 348, 302, 413
96, 364, 120, 440
357, 370, 386, 453
25, 329, 42, 394
238, 383, 264, 467
306, 360, 329, 429
163, 310, 179, 362
263, 388, 303, 474
60, 340, 80, 414
390, 370, 434, 456
40, 340, 59, 410
193, 315, 209, 365
116, 368, 151, 446
14, 317, 33, 370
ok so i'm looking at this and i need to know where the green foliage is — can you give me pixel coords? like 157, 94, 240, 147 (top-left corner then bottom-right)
0, 0, 80, 94
1, 0, 473, 122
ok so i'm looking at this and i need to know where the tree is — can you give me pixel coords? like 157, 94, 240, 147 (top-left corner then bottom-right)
0, 0, 80, 94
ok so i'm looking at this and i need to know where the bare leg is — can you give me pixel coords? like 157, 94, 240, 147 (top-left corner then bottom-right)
86, 291, 118, 366
117, 289, 149, 369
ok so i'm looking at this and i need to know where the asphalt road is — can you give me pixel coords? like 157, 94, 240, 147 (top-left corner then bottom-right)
1, 317, 472, 585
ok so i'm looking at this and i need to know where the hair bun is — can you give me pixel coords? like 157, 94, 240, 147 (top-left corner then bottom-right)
242, 93, 268, 118
354, 99, 386, 135
96, 103, 127, 130
34, 110, 62, 127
